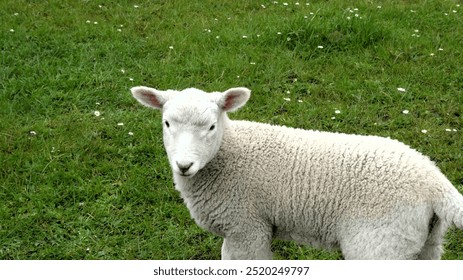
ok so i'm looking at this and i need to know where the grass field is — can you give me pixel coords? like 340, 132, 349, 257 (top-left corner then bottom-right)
1, 0, 462, 260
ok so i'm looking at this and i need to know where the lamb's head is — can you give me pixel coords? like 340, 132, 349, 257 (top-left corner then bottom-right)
131, 86, 250, 177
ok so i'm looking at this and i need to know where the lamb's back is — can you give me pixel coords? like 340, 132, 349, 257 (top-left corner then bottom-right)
220, 121, 440, 232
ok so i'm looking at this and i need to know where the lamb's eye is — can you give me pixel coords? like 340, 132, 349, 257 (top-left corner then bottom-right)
164, 121, 170, 128
209, 125, 215, 131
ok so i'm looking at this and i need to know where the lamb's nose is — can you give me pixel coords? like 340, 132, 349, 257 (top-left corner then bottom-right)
176, 161, 193, 174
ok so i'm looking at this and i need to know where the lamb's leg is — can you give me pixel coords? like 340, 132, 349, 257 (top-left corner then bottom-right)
221, 231, 272, 260
417, 215, 446, 260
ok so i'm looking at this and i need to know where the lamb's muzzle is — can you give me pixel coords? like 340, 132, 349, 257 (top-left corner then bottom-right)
176, 161, 194, 174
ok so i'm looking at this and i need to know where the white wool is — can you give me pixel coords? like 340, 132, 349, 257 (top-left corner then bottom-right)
131, 86, 463, 260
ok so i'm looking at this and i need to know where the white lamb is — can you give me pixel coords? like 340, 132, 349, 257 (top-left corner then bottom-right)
131, 86, 463, 260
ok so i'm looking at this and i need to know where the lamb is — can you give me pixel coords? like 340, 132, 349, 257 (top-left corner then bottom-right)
131, 86, 463, 260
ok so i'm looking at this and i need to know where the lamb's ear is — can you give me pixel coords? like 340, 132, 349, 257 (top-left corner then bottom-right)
131, 86, 169, 110
217, 87, 251, 112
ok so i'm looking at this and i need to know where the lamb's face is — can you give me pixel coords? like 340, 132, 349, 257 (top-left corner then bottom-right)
161, 91, 224, 177
131, 86, 251, 178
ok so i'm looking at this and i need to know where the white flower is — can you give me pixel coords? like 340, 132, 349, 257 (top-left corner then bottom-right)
445, 128, 452, 132
283, 97, 291, 101
421, 129, 428, 134
397, 87, 407, 92
242, 35, 248, 39
29, 131, 37, 136
94, 111, 101, 117
298, 100, 303, 103
128, 132, 134, 136
317, 45, 324, 49
169, 46, 174, 50
117, 123, 124, 126
134, 5, 139, 8
129, 78, 134, 81
402, 110, 409, 114
335, 109, 341, 114
438, 48, 444, 51
120, 69, 125, 74
250, 62, 256, 65
331, 116, 336, 120
9, 29, 14, 32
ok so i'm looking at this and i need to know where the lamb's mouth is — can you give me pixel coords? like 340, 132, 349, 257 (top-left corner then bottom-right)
176, 170, 196, 177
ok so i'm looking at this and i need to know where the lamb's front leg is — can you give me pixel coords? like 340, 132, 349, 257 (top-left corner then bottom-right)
221, 229, 273, 260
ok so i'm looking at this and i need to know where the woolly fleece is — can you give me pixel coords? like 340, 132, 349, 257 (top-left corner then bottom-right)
131, 86, 463, 260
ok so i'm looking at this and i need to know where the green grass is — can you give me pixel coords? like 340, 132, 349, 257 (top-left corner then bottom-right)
1, 0, 462, 260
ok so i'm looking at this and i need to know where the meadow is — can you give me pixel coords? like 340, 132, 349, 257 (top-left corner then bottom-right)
0, 0, 462, 259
